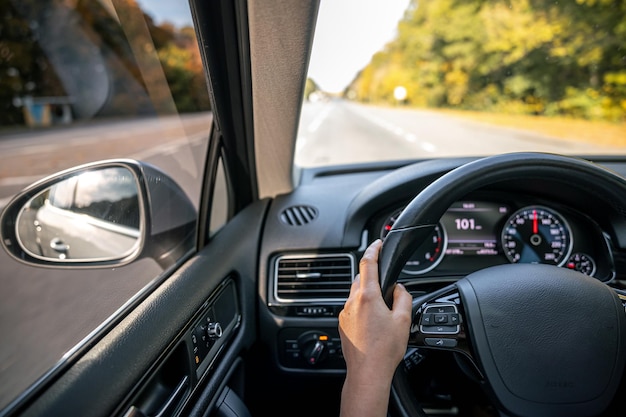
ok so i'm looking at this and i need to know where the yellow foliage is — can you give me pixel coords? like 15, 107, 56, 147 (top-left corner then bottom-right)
606, 72, 626, 85
444, 69, 469, 105
480, 0, 559, 65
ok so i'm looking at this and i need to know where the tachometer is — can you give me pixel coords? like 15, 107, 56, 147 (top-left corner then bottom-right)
381, 209, 447, 275
501, 205, 572, 266
566, 253, 596, 276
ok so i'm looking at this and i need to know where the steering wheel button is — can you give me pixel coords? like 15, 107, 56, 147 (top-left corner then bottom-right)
421, 313, 434, 325
434, 314, 448, 323
449, 314, 459, 324
421, 324, 459, 334
424, 304, 457, 314
425, 338, 457, 348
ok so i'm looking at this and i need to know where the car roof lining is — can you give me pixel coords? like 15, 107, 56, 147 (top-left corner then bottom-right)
248, 0, 320, 198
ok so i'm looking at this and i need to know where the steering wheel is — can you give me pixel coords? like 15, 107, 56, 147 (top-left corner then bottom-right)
378, 152, 626, 417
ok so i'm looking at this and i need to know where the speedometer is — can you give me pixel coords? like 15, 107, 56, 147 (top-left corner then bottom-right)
501, 206, 572, 266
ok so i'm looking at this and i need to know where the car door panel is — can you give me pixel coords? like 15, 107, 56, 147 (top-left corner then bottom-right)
15, 199, 268, 417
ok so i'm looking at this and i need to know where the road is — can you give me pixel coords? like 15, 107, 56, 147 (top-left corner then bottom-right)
295, 100, 621, 167
0, 113, 212, 208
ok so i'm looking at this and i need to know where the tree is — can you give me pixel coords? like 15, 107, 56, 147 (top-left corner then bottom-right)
350, 0, 626, 121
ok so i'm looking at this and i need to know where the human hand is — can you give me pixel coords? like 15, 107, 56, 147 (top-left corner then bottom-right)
338, 239, 412, 417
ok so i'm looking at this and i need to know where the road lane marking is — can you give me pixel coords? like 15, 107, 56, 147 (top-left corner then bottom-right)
420, 141, 437, 152
296, 136, 308, 152
0, 175, 44, 186
307, 105, 333, 133
5, 144, 59, 156
347, 105, 437, 153
131, 132, 207, 160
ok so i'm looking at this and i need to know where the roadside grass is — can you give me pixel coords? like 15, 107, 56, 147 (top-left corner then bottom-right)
434, 109, 626, 148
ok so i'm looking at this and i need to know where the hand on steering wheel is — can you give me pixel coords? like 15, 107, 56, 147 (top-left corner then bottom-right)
379, 153, 626, 417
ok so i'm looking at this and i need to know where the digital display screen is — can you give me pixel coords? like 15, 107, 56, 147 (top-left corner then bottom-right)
441, 201, 510, 256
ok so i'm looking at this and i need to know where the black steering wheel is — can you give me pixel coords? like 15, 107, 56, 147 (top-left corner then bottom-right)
378, 152, 626, 417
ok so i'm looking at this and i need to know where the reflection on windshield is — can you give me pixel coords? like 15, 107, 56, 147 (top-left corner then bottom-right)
297, 0, 626, 167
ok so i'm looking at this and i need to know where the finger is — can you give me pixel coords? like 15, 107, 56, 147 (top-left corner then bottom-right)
358, 239, 382, 289
349, 274, 360, 293
391, 283, 413, 317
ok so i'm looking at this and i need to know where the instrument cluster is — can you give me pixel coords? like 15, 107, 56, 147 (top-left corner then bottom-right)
377, 199, 614, 281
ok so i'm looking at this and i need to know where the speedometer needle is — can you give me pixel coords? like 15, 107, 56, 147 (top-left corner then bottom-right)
533, 209, 538, 234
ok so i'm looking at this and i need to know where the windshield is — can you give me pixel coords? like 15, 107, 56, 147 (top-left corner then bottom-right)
296, 0, 626, 168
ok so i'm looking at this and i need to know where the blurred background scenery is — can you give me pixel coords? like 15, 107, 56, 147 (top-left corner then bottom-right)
303, 0, 626, 154
0, 0, 210, 128
344, 0, 626, 123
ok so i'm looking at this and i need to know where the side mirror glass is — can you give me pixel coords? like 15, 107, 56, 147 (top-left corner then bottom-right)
1, 159, 197, 269
15, 167, 141, 262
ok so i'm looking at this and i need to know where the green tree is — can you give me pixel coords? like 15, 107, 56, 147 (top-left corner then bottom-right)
350, 0, 626, 121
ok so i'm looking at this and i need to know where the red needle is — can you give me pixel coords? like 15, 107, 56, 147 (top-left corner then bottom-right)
533, 210, 538, 234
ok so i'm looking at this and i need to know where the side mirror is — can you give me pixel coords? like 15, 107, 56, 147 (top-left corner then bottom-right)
1, 160, 197, 269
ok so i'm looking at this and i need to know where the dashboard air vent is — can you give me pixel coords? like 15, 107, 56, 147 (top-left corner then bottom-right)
279, 205, 318, 226
274, 254, 355, 302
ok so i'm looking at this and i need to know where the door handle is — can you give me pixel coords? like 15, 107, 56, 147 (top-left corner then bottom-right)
154, 376, 189, 417
50, 238, 69, 253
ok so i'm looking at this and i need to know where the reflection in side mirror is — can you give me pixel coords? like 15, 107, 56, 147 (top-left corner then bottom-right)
1, 159, 197, 269
16, 167, 142, 262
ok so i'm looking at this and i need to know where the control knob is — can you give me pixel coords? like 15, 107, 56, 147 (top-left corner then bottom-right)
207, 322, 223, 340
298, 331, 329, 366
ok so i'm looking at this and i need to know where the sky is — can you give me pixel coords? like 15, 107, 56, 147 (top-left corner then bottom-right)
138, 0, 411, 93
137, 0, 195, 28
308, 0, 410, 93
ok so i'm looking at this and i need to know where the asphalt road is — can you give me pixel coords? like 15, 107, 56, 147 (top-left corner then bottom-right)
0, 113, 212, 208
295, 100, 621, 167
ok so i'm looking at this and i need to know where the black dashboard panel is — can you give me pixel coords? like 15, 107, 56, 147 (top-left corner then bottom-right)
258, 156, 626, 376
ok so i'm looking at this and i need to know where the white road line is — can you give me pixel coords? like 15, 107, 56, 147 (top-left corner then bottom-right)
307, 105, 333, 133
6, 144, 59, 156
348, 105, 438, 153
0, 175, 44, 186
131, 132, 207, 160
296, 136, 308, 152
420, 141, 437, 153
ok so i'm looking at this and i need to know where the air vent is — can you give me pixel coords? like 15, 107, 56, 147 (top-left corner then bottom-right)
274, 254, 355, 302
279, 205, 318, 226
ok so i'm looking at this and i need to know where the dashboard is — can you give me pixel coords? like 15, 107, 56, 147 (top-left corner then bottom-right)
371, 195, 615, 282
259, 156, 626, 375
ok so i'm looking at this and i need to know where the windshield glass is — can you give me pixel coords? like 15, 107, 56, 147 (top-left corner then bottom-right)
296, 0, 626, 168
